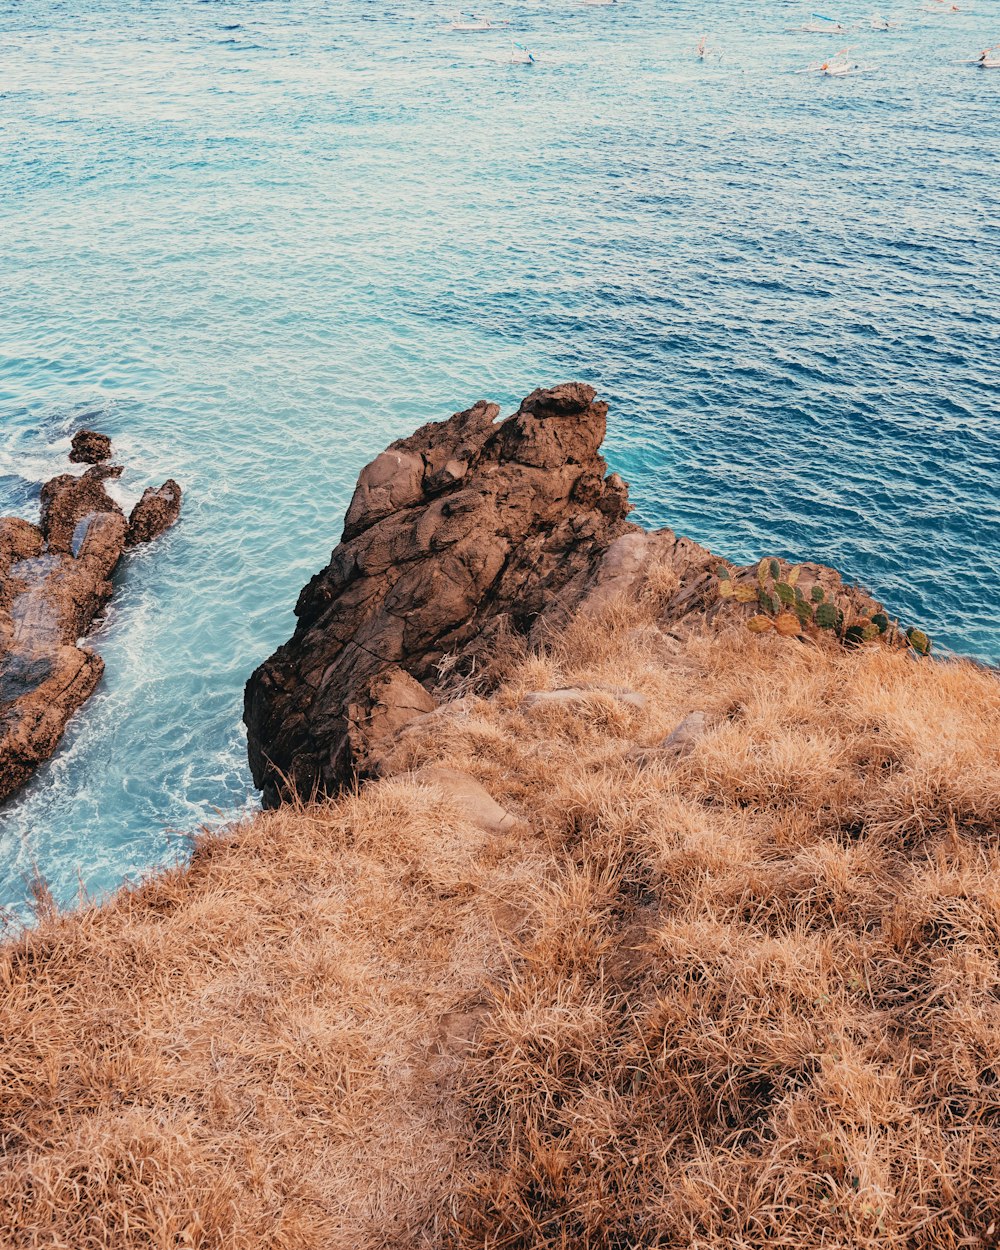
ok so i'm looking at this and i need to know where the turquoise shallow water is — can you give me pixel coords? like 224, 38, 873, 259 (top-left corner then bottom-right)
1, 0, 998, 914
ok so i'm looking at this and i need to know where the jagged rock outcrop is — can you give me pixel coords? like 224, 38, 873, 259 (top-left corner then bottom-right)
245, 383, 898, 808
245, 383, 639, 806
0, 437, 182, 803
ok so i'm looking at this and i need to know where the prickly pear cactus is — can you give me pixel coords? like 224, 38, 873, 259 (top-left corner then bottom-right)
907, 627, 932, 656
815, 601, 839, 630
715, 557, 930, 658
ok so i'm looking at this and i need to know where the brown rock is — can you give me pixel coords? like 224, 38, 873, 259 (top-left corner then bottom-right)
69, 429, 113, 464
0, 444, 181, 804
0, 646, 104, 802
127, 480, 183, 547
660, 710, 710, 753
39, 465, 126, 559
630, 711, 711, 769
0, 518, 43, 574
411, 767, 518, 833
244, 383, 901, 810
346, 666, 437, 779
521, 687, 647, 712
245, 383, 637, 806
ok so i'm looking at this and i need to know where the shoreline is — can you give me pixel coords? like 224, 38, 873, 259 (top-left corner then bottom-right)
2, 388, 997, 1245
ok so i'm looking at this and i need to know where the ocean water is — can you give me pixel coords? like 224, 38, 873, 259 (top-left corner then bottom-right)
1, 0, 997, 914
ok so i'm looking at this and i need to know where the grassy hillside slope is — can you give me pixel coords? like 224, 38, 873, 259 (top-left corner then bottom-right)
2, 571, 999, 1248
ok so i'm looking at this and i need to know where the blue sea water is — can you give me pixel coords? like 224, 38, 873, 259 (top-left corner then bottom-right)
0, 0, 997, 914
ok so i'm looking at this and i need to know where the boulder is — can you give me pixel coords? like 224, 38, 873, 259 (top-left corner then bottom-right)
412, 768, 518, 833
630, 711, 710, 769
346, 666, 437, 779
68, 429, 113, 464
0, 440, 181, 804
127, 480, 183, 547
521, 687, 647, 712
245, 383, 639, 806
659, 710, 709, 754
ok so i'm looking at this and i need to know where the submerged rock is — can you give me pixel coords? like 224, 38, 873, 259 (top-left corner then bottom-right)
0, 436, 182, 803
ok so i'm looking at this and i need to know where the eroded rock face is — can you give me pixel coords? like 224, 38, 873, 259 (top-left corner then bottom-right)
244, 383, 637, 806
0, 437, 182, 803
346, 666, 438, 781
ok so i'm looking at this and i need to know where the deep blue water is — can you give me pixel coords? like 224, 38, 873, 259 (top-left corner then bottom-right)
1, 0, 998, 914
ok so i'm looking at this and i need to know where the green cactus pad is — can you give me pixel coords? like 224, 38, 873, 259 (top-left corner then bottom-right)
811, 585, 826, 604
716, 565, 731, 581
815, 602, 838, 629
871, 612, 889, 633
907, 627, 932, 656
776, 581, 795, 606
769, 558, 781, 581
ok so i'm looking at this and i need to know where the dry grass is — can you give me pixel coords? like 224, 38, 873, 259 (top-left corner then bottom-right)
2, 582, 999, 1248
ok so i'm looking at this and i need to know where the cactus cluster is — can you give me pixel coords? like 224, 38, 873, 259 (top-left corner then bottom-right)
716, 559, 932, 657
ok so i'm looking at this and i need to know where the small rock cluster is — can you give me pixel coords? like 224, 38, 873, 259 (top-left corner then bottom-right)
0, 431, 181, 802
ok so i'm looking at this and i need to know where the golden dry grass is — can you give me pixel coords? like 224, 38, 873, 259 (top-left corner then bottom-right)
2, 579, 999, 1248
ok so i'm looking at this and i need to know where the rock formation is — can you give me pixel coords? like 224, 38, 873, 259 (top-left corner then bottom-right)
126, 481, 183, 547
245, 383, 897, 808
69, 429, 113, 465
0, 438, 182, 803
245, 383, 639, 805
